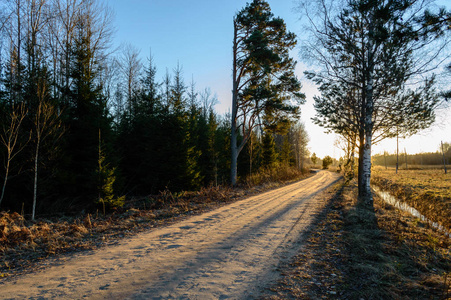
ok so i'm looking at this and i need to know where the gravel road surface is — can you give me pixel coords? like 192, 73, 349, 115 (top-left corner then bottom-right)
1, 170, 341, 299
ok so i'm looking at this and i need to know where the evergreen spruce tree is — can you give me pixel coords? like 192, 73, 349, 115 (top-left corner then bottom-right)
97, 135, 124, 213
197, 110, 219, 186
63, 25, 114, 202
116, 52, 163, 195
262, 132, 277, 169
279, 136, 293, 166
166, 65, 201, 191
214, 116, 232, 185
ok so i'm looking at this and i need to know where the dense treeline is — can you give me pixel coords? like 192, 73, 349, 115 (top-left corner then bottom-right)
0, 0, 309, 217
372, 143, 451, 167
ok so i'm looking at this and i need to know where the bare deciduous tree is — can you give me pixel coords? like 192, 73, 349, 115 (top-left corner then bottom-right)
48, 0, 81, 102
118, 43, 142, 115
0, 103, 29, 207
289, 122, 309, 172
199, 87, 218, 117
31, 78, 63, 220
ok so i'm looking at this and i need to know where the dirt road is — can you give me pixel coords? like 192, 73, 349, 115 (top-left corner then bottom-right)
1, 171, 341, 299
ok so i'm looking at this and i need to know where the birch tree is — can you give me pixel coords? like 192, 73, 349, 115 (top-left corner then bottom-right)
31, 76, 63, 220
0, 103, 28, 207
300, 0, 448, 202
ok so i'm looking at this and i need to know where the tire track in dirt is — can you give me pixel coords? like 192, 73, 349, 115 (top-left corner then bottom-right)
0, 171, 341, 299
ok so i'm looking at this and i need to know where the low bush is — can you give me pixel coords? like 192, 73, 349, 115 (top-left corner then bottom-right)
244, 165, 310, 187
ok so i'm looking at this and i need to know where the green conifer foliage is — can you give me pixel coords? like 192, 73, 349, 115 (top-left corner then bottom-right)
279, 136, 293, 166
322, 156, 333, 170
97, 140, 124, 212
262, 133, 277, 169
230, 0, 305, 185
62, 24, 114, 201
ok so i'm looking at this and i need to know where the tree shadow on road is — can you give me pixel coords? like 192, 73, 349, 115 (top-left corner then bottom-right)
262, 179, 451, 299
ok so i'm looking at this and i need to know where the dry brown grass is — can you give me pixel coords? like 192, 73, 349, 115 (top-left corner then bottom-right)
0, 185, 238, 278
263, 179, 451, 299
245, 165, 311, 187
372, 166, 451, 231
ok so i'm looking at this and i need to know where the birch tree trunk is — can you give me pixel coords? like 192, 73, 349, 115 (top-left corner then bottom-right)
357, 125, 365, 197
360, 9, 375, 204
0, 161, 10, 207
361, 128, 373, 202
32, 141, 39, 221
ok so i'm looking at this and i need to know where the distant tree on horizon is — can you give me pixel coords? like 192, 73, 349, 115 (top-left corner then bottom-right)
322, 155, 333, 169
311, 153, 318, 165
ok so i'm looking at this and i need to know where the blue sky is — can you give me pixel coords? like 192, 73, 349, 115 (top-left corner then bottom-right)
108, 0, 451, 159
108, 0, 301, 114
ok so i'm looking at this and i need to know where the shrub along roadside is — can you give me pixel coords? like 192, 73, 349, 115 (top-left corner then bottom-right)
244, 165, 310, 187
264, 179, 451, 299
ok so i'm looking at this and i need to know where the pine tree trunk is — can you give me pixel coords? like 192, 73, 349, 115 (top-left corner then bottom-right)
230, 20, 239, 186
231, 137, 238, 186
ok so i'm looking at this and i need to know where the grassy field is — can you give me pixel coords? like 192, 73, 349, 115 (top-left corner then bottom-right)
372, 166, 451, 231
